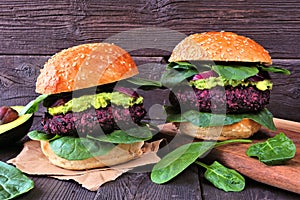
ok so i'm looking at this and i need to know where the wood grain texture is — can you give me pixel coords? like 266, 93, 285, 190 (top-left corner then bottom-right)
96, 166, 201, 200
200, 176, 300, 200
0, 0, 299, 58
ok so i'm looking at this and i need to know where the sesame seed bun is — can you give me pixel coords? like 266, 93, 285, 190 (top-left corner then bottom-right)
177, 119, 261, 141
169, 31, 272, 65
40, 140, 144, 170
36, 43, 138, 94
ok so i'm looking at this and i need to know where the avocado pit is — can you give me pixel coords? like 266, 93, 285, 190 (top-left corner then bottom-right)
0, 106, 19, 125
0, 106, 33, 145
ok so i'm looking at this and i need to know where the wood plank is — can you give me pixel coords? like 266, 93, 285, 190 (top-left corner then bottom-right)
0, 0, 299, 58
267, 59, 300, 122
96, 166, 202, 200
21, 177, 96, 200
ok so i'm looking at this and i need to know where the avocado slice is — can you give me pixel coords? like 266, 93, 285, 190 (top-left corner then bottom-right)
0, 106, 33, 145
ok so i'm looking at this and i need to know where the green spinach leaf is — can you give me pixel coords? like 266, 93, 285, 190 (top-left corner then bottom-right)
0, 161, 34, 200
179, 108, 276, 131
167, 61, 197, 70
246, 132, 296, 165
160, 68, 198, 87
259, 65, 291, 75
196, 161, 245, 192
49, 137, 114, 160
212, 65, 259, 80
19, 94, 49, 115
150, 139, 251, 184
161, 62, 200, 87
127, 77, 162, 87
28, 130, 61, 141
151, 141, 215, 184
88, 126, 152, 144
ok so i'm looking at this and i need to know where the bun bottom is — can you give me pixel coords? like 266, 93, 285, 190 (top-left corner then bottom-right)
178, 118, 261, 141
40, 141, 144, 170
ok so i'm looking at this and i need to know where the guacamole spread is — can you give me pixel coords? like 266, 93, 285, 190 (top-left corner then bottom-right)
48, 92, 143, 115
190, 77, 272, 91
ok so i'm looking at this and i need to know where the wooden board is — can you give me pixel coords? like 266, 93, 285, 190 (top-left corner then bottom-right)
159, 118, 300, 194
1, 0, 300, 59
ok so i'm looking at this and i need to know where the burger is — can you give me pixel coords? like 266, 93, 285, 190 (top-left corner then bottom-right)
22, 43, 151, 170
163, 31, 290, 140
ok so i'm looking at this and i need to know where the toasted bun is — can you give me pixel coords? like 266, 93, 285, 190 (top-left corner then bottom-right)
177, 118, 261, 141
169, 32, 272, 65
36, 43, 138, 94
40, 140, 144, 170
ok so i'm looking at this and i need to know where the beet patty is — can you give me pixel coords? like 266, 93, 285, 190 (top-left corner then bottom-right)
42, 104, 146, 137
169, 86, 270, 114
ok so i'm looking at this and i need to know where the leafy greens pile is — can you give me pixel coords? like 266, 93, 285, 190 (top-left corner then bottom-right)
161, 61, 290, 88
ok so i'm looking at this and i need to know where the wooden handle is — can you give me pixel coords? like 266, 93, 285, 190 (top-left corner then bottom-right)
273, 118, 300, 133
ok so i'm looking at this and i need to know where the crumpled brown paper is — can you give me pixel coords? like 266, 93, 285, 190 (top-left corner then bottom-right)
8, 140, 161, 191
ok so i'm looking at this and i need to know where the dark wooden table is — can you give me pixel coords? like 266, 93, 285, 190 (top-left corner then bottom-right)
1, 0, 300, 199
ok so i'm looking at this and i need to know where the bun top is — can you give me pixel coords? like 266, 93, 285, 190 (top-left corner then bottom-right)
36, 43, 138, 94
169, 31, 272, 65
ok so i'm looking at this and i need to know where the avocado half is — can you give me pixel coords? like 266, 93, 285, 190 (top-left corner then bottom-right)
0, 106, 33, 146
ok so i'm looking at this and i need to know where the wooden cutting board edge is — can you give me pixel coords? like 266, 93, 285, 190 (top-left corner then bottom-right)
208, 118, 300, 194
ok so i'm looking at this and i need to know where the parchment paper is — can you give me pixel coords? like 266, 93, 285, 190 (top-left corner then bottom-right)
8, 140, 161, 191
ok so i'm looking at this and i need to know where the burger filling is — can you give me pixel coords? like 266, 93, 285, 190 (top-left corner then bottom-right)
41, 86, 147, 137
163, 61, 290, 130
